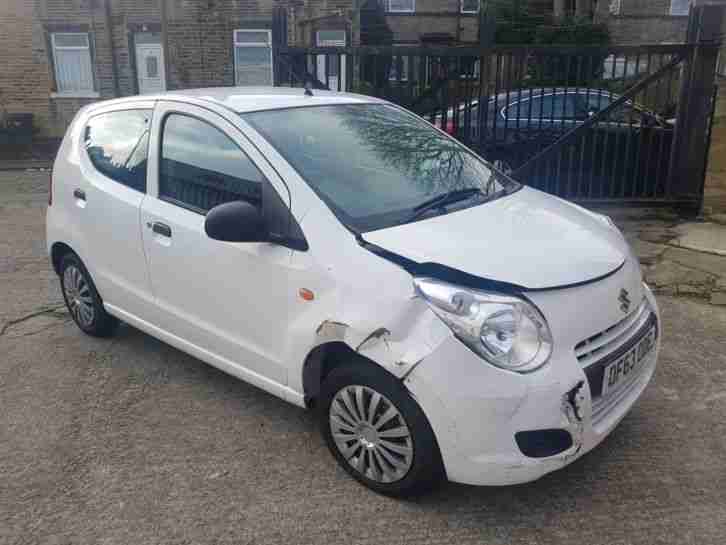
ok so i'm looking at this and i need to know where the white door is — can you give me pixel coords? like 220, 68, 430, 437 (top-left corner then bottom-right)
136, 43, 165, 94
316, 30, 347, 91
141, 101, 299, 386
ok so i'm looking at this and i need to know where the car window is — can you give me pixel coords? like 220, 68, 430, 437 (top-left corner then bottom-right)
159, 114, 264, 214
244, 104, 518, 232
507, 94, 580, 121
84, 109, 151, 192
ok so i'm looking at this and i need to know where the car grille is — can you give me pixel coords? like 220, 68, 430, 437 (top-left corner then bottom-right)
574, 298, 651, 367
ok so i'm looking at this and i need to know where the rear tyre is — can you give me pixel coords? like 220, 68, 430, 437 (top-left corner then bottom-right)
318, 361, 445, 497
59, 252, 118, 337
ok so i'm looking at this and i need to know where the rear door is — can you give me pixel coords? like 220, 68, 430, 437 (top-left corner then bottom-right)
140, 101, 296, 385
77, 102, 156, 318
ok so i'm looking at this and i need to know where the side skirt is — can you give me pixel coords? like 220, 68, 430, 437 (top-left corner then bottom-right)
104, 303, 307, 409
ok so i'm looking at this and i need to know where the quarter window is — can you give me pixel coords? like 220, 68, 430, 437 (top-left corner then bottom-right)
388, 0, 415, 13
84, 110, 151, 192
159, 114, 264, 213
234, 29, 273, 86
51, 33, 95, 94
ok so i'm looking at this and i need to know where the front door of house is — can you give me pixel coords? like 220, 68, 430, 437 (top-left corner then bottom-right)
136, 41, 165, 95
316, 30, 346, 91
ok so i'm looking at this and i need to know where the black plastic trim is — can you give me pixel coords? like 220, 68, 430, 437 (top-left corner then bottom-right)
515, 429, 573, 458
358, 237, 625, 294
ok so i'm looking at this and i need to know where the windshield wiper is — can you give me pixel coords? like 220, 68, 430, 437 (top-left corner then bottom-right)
405, 188, 483, 224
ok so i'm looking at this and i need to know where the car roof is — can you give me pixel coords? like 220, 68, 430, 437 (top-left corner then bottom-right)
86, 87, 385, 115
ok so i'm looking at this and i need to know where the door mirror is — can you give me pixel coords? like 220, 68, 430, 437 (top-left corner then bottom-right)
204, 201, 267, 243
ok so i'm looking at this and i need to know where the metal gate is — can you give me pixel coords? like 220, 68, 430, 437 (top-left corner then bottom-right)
273, 6, 723, 211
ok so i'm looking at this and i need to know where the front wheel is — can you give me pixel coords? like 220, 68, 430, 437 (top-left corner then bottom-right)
319, 361, 445, 497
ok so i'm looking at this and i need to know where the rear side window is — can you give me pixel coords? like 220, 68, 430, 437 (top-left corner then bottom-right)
159, 114, 263, 214
84, 109, 151, 192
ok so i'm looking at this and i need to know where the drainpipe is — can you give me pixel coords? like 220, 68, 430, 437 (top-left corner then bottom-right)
104, 0, 121, 97
161, 0, 170, 89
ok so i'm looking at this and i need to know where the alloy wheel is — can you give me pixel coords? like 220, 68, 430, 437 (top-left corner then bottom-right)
63, 265, 95, 328
329, 385, 414, 483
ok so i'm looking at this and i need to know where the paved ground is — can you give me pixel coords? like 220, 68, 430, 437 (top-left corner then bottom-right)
2, 171, 726, 545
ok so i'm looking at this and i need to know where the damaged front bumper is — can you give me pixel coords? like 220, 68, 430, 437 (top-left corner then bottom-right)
403, 304, 660, 487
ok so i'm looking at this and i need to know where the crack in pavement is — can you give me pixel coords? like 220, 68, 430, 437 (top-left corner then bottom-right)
0, 303, 67, 338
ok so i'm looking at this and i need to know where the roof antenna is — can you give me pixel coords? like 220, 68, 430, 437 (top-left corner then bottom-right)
304, 79, 314, 97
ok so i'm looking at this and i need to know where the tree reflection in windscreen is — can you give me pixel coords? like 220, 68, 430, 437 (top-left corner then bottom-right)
245, 104, 517, 232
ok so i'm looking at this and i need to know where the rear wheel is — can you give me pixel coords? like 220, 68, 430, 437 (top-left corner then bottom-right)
319, 361, 445, 497
59, 253, 118, 337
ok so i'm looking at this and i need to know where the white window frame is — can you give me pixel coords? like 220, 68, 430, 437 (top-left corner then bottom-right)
233, 29, 274, 86
461, 0, 480, 14
669, 0, 690, 16
388, 0, 415, 13
50, 32, 98, 98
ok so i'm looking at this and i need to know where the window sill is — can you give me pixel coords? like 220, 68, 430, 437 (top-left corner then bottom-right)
50, 92, 100, 99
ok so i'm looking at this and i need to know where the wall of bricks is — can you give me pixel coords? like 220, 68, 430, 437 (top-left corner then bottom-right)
4, 0, 483, 137
595, 0, 689, 44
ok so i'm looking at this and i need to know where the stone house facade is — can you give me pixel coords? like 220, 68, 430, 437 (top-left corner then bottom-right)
595, 0, 692, 43
0, 0, 489, 138
2, 0, 360, 137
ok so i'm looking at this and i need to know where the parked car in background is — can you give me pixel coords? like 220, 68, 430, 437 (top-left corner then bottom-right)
48, 88, 660, 497
434, 88, 674, 197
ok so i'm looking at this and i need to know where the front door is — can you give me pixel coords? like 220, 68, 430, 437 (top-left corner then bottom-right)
136, 42, 165, 95
316, 30, 347, 91
141, 101, 297, 386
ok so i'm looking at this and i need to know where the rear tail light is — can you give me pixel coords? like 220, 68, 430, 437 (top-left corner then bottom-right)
444, 120, 455, 135
48, 167, 53, 206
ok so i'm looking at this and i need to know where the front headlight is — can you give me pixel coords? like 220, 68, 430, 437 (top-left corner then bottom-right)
414, 278, 553, 373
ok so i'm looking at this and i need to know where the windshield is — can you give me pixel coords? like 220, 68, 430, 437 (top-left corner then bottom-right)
243, 104, 519, 232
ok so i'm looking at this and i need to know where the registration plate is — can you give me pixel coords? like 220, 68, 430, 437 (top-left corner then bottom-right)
601, 326, 657, 397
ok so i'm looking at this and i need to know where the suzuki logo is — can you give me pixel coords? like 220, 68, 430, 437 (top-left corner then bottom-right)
619, 288, 631, 313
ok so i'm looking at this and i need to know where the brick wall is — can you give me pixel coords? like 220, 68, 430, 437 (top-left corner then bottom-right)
0, 1, 54, 136
595, 0, 689, 44
381, 0, 480, 44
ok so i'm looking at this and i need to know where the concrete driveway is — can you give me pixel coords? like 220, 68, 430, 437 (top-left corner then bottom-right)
2, 170, 726, 545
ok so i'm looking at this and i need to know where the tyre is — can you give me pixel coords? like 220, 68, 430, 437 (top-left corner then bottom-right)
319, 361, 445, 497
59, 252, 118, 337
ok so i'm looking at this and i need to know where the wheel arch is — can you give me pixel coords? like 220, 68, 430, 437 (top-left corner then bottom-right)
50, 241, 76, 275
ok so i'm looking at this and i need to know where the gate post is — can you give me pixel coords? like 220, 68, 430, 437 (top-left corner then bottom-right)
670, 3, 723, 214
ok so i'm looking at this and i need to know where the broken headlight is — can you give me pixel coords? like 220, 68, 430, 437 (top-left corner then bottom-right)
414, 278, 553, 373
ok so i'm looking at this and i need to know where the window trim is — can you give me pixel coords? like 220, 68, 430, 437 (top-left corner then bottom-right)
158, 111, 265, 215
83, 108, 152, 193
387, 0, 415, 14
461, 0, 480, 14
233, 29, 274, 86
50, 32, 95, 95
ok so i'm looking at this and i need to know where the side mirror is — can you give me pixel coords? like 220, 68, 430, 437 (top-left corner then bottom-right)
204, 201, 267, 243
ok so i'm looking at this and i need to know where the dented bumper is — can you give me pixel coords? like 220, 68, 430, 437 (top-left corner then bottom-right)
403, 287, 661, 487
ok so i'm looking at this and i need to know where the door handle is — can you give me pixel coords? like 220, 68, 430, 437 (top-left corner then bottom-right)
151, 222, 172, 238
73, 188, 86, 201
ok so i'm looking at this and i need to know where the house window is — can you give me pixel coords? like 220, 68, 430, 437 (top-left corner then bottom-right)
670, 0, 690, 16
461, 0, 479, 14
388, 0, 415, 13
234, 29, 273, 86
51, 33, 95, 94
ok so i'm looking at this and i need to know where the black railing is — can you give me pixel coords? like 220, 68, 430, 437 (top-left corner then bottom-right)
275, 41, 719, 207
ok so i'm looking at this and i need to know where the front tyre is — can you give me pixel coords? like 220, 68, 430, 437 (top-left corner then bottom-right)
59, 253, 118, 337
319, 362, 445, 497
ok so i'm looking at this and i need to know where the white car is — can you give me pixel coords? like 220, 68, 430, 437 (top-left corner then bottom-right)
47, 88, 660, 496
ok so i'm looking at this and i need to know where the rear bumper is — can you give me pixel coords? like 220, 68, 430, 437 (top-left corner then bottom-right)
404, 285, 660, 487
